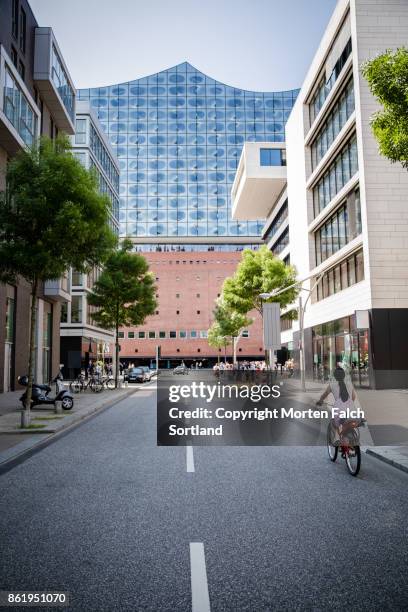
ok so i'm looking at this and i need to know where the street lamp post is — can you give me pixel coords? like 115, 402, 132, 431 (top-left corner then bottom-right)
260, 271, 323, 392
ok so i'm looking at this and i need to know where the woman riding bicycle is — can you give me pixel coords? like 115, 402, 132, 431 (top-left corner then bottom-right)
316, 366, 356, 443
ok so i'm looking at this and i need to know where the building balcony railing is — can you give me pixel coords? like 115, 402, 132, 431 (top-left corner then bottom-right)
33, 28, 76, 134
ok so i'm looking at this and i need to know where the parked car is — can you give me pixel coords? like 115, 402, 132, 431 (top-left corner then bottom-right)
124, 367, 148, 383
139, 366, 154, 381
173, 365, 189, 375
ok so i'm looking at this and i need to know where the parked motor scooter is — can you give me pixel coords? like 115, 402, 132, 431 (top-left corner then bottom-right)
18, 371, 74, 410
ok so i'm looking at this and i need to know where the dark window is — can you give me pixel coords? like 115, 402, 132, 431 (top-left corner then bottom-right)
10, 45, 18, 68
263, 200, 288, 243
356, 250, 364, 282
148, 331, 156, 339
18, 60, 24, 80
176, 310, 180, 314
12, 0, 19, 39
170, 331, 176, 338
315, 249, 364, 302
118, 331, 124, 339
159, 331, 166, 338
197, 310, 200, 314
128, 331, 135, 339
19, 8, 26, 53
138, 331, 145, 339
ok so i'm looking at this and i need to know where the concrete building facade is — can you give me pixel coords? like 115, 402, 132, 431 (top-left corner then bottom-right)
233, 0, 408, 388
0, 0, 75, 391
59, 100, 120, 379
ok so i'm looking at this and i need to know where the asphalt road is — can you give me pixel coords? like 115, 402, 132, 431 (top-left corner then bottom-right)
0, 385, 407, 611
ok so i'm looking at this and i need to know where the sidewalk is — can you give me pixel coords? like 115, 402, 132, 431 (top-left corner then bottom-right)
280, 377, 408, 475
0, 385, 138, 471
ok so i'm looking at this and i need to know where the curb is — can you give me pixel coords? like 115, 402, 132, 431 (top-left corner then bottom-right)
0, 388, 136, 435
0, 388, 137, 475
366, 448, 408, 475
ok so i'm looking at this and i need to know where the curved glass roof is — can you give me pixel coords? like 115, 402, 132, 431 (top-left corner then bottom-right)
78, 62, 299, 241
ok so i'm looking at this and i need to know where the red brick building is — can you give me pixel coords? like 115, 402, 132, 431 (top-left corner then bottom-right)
119, 251, 264, 368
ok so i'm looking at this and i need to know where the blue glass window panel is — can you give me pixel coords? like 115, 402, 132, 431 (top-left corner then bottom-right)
260, 148, 283, 166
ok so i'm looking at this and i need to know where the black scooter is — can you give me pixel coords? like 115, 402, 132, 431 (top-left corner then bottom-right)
18, 372, 74, 411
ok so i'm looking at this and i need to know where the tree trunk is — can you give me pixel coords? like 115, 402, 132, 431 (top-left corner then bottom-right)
25, 278, 38, 419
224, 342, 227, 364
115, 323, 119, 389
114, 302, 120, 389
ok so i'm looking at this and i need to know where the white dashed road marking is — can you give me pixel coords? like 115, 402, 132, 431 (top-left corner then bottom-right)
186, 445, 195, 472
190, 542, 211, 612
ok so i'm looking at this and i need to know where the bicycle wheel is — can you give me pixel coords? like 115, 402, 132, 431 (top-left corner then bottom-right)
105, 378, 115, 390
327, 423, 338, 462
90, 380, 103, 393
70, 380, 82, 394
345, 445, 361, 476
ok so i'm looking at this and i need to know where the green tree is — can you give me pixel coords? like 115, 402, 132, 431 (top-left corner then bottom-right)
222, 245, 298, 317
208, 300, 251, 363
362, 47, 408, 168
87, 240, 157, 387
207, 321, 227, 364
0, 136, 117, 423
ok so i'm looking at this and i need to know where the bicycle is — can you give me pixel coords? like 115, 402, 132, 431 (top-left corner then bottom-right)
69, 373, 104, 394
326, 418, 365, 476
101, 375, 115, 390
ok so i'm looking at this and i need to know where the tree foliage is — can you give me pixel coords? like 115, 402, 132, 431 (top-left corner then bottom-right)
0, 136, 117, 415
208, 299, 251, 362
88, 240, 157, 386
222, 245, 298, 316
0, 136, 117, 285
362, 47, 408, 169
212, 300, 251, 339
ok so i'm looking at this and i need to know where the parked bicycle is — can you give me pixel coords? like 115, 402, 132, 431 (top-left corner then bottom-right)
101, 375, 115, 390
69, 373, 104, 394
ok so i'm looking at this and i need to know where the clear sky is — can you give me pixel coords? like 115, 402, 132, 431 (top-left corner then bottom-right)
29, 0, 337, 92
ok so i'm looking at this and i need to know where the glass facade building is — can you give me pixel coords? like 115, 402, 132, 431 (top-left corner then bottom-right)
78, 62, 299, 242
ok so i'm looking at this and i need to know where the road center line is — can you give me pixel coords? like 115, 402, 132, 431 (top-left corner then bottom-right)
186, 445, 195, 472
190, 542, 211, 612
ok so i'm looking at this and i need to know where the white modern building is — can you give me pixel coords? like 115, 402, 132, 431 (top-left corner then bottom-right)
232, 0, 408, 389
59, 101, 120, 379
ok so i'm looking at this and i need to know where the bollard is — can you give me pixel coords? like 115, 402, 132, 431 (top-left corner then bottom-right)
55, 400, 63, 414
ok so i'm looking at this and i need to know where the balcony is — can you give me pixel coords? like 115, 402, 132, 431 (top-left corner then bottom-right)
231, 142, 287, 220
33, 28, 76, 134
44, 273, 71, 302
0, 46, 40, 154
